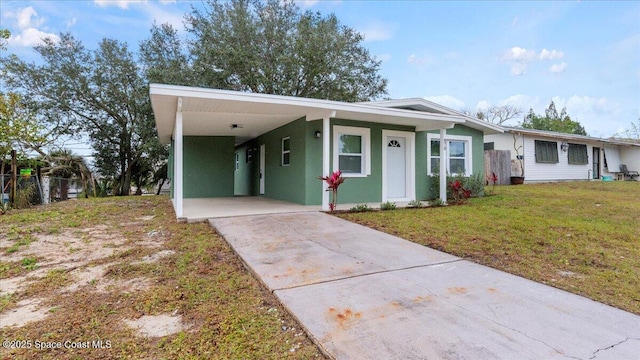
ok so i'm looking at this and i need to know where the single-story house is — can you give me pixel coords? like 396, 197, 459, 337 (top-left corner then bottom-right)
484, 127, 640, 183
150, 84, 502, 219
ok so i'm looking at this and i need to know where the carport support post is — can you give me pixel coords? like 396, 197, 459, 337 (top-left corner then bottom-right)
174, 97, 184, 218
439, 128, 447, 204
322, 116, 330, 211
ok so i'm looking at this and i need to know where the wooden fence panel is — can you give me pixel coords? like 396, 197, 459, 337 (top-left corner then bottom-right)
484, 150, 511, 185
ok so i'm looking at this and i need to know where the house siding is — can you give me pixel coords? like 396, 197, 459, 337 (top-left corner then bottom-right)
486, 132, 638, 182
183, 136, 235, 198
620, 147, 640, 180
523, 136, 599, 182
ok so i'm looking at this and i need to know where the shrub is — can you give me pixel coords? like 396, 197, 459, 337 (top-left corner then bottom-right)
407, 199, 423, 208
429, 198, 445, 207
350, 203, 373, 212
380, 201, 397, 210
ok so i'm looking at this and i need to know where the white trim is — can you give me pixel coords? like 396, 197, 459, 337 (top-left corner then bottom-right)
382, 130, 415, 202
427, 133, 473, 176
174, 108, 183, 218
333, 125, 371, 177
439, 129, 446, 203
281, 136, 291, 166
322, 117, 330, 211
234, 152, 240, 171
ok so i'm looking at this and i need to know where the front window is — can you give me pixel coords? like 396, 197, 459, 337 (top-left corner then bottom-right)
535, 140, 558, 163
428, 135, 471, 176
235, 152, 239, 171
333, 126, 370, 177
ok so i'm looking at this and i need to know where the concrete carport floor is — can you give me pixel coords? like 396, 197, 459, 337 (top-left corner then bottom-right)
210, 212, 640, 360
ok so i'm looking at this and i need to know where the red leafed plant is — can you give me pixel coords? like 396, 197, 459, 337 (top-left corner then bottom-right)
487, 172, 498, 195
318, 170, 345, 212
449, 180, 471, 205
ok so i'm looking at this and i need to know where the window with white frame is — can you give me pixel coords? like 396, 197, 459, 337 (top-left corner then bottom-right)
281, 137, 291, 166
427, 134, 472, 176
235, 152, 239, 171
333, 126, 371, 177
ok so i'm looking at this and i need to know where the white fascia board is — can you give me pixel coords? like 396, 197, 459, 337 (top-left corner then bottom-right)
150, 83, 467, 124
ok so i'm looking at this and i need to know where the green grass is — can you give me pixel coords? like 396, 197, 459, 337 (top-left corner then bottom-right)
0, 196, 325, 360
338, 181, 640, 315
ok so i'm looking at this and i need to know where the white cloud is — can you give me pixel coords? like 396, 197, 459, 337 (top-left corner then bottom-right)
407, 54, 429, 66
497, 94, 540, 111
539, 48, 564, 60
502, 47, 537, 62
475, 100, 491, 112
510, 62, 527, 76
549, 62, 567, 74
9, 27, 60, 47
423, 95, 466, 111
5, 6, 59, 47
511, 16, 518, 27
501, 46, 567, 76
16, 6, 43, 29
360, 21, 395, 42
94, 0, 148, 9
549, 95, 621, 136
66, 17, 78, 28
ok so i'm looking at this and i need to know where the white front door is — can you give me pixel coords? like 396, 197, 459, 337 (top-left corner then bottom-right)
386, 136, 406, 198
259, 144, 265, 195
382, 130, 415, 202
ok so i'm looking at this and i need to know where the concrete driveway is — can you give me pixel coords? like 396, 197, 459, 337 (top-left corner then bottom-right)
210, 212, 640, 359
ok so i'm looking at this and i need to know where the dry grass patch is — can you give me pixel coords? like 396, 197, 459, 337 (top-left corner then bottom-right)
338, 181, 640, 315
0, 197, 324, 359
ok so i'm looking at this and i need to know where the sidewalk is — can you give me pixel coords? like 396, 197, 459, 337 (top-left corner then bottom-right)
210, 212, 640, 359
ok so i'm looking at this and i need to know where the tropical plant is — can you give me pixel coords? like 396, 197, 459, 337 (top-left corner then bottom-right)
487, 172, 498, 195
449, 180, 471, 205
318, 170, 345, 212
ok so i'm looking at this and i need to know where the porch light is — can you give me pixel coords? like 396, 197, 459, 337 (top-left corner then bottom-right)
561, 140, 569, 152
314, 130, 322, 138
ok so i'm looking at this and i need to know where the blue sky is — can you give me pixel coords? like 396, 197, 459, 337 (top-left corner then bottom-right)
2, 0, 639, 138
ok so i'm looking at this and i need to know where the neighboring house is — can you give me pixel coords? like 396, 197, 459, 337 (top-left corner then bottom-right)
485, 127, 640, 183
150, 84, 502, 218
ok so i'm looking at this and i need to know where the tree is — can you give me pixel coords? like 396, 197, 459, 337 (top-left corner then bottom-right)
44, 149, 92, 200
0, 92, 50, 173
614, 118, 640, 143
1, 33, 163, 196
139, 23, 194, 86
475, 105, 522, 125
1, 29, 9, 51
184, 0, 387, 101
522, 101, 587, 135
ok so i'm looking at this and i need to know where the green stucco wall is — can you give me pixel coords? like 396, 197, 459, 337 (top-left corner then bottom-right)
257, 118, 308, 204
183, 136, 235, 198
330, 119, 414, 205
417, 125, 485, 199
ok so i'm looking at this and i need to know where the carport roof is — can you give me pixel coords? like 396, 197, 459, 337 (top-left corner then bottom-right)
150, 84, 495, 145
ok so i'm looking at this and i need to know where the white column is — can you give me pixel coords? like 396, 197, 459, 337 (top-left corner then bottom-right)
439, 128, 447, 204
322, 117, 330, 211
174, 98, 184, 218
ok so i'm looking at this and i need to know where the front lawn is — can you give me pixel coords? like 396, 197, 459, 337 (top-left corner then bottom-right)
0, 197, 324, 359
338, 181, 640, 315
